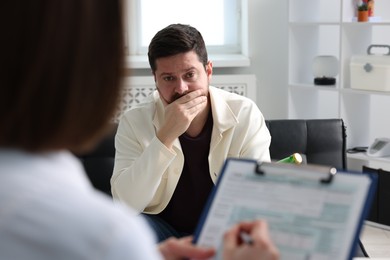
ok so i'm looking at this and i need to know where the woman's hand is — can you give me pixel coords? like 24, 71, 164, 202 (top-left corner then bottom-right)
158, 236, 215, 260
222, 220, 279, 260
158, 220, 279, 260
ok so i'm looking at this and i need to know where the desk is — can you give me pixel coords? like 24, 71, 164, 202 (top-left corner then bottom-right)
348, 153, 390, 172
359, 221, 390, 258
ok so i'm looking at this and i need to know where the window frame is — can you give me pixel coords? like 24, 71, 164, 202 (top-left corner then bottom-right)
124, 0, 249, 68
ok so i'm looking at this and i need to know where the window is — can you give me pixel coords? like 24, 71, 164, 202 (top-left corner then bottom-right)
125, 0, 249, 68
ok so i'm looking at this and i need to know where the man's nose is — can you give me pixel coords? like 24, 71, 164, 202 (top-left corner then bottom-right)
174, 79, 188, 94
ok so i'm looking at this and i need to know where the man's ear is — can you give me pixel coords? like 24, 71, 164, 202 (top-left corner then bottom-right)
206, 61, 213, 79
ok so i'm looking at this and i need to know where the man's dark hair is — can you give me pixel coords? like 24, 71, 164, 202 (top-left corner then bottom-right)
148, 24, 208, 73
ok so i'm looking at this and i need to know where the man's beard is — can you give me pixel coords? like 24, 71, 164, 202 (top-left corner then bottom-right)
171, 92, 187, 102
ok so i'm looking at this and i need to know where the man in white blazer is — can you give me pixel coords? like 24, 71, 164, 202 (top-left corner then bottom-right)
111, 24, 271, 242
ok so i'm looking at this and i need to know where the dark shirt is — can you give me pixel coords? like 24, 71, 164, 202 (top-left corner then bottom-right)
158, 112, 214, 233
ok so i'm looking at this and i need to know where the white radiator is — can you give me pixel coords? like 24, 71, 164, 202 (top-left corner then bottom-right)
115, 74, 256, 120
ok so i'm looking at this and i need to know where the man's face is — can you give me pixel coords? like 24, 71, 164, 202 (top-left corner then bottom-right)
154, 51, 212, 104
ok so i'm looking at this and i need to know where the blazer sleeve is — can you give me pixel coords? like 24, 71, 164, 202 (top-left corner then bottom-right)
238, 100, 271, 162
110, 114, 176, 213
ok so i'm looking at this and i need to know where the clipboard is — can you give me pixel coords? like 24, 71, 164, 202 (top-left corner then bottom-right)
193, 158, 377, 260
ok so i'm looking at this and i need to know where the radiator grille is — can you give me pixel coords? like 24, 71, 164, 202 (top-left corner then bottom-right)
115, 74, 256, 121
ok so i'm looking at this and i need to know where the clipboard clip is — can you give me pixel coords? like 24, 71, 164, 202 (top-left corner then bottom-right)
255, 163, 265, 175
320, 167, 337, 184
255, 162, 337, 185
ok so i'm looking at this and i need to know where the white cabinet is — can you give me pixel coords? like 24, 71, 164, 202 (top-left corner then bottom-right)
288, 0, 390, 170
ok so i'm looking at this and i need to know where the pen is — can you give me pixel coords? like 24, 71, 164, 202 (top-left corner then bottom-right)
239, 231, 253, 245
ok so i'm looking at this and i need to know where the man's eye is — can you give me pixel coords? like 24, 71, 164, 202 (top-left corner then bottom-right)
163, 76, 174, 81
186, 72, 195, 78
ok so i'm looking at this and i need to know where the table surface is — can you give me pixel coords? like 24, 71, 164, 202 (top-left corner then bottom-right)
358, 221, 390, 259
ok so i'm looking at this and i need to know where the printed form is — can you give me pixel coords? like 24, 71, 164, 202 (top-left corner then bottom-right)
194, 159, 374, 260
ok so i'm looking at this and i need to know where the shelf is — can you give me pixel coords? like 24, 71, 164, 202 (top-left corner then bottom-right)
341, 88, 390, 96
288, 0, 390, 149
289, 83, 339, 91
289, 22, 340, 26
342, 21, 390, 26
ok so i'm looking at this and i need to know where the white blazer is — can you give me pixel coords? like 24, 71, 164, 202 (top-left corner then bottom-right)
111, 86, 271, 214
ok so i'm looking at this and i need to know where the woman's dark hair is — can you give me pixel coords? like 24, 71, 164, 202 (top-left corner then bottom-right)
148, 24, 208, 73
0, 0, 124, 153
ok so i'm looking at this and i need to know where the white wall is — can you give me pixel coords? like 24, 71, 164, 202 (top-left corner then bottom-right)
247, 0, 288, 119
130, 0, 289, 120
